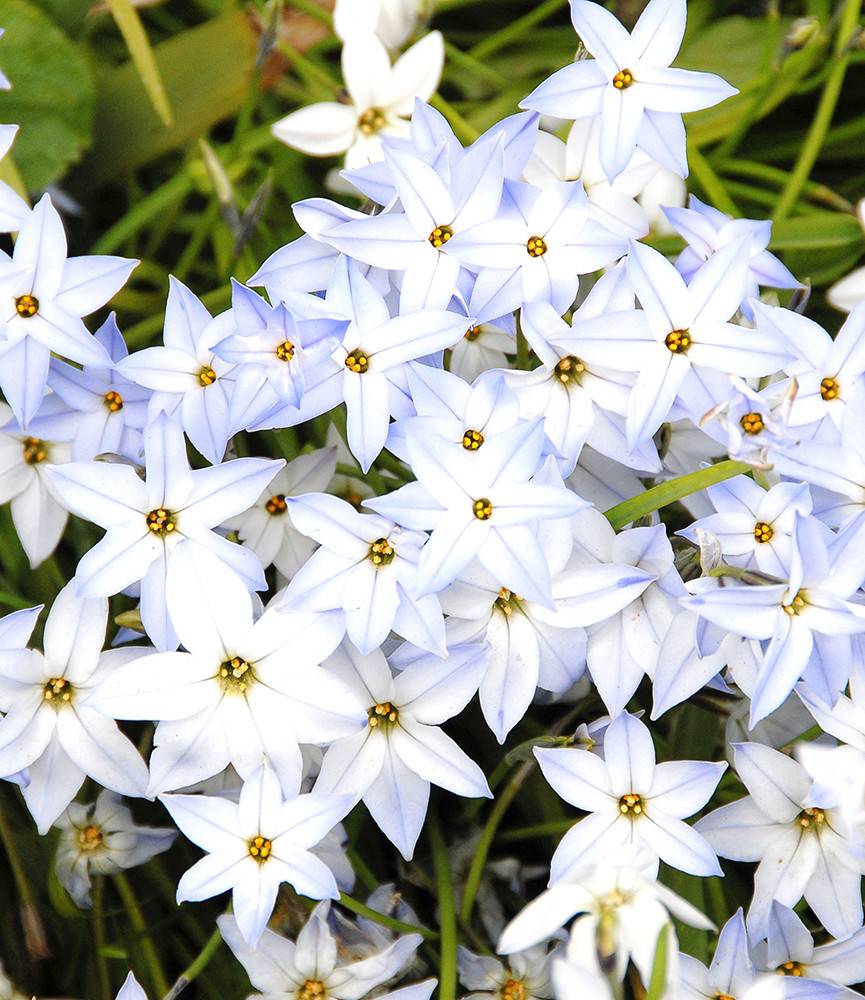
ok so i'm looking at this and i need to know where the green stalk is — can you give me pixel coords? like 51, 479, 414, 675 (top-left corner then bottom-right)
113, 872, 169, 999
443, 41, 508, 87
722, 158, 853, 212
773, 0, 863, 221
92, 877, 112, 1000
339, 892, 440, 940
163, 925, 224, 1000
497, 818, 574, 843
604, 460, 752, 531
429, 94, 480, 144
460, 759, 533, 925
687, 144, 739, 217
429, 814, 458, 1000
0, 794, 47, 957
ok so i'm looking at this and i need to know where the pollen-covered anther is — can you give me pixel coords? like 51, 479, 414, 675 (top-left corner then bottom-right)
22, 437, 47, 465
665, 328, 691, 354
369, 537, 396, 566
104, 390, 124, 412
555, 355, 586, 384
612, 68, 634, 89
266, 493, 287, 515
197, 365, 217, 386
754, 521, 774, 543
299, 980, 327, 1000
465, 325, 481, 341
820, 376, 840, 400
781, 961, 805, 977
14, 293, 39, 317
740, 411, 765, 435
345, 349, 369, 374
77, 825, 104, 852
526, 235, 548, 257
220, 656, 252, 692
428, 225, 453, 249
44, 677, 72, 703
495, 588, 521, 616
275, 340, 295, 363
357, 106, 386, 135
619, 792, 644, 817
500, 979, 527, 1000
462, 428, 484, 450
368, 701, 399, 728
146, 508, 177, 535
798, 806, 825, 829
473, 497, 493, 520
248, 835, 272, 862
783, 592, 807, 616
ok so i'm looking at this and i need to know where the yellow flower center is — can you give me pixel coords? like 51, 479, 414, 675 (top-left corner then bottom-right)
248, 835, 272, 862
369, 537, 396, 566
357, 107, 387, 135
219, 656, 253, 693
740, 411, 765, 435
783, 591, 807, 616
275, 340, 295, 363
495, 587, 521, 616
299, 981, 328, 1000
266, 493, 287, 515
555, 355, 586, 384
43, 677, 73, 703
368, 701, 399, 728
462, 428, 484, 450
820, 376, 840, 401
464, 325, 481, 341
146, 508, 177, 535
104, 390, 124, 412
619, 793, 644, 817
500, 980, 527, 1000
22, 436, 47, 465
665, 329, 691, 354
77, 825, 104, 852
780, 961, 805, 977
798, 806, 825, 829
526, 235, 548, 257
612, 68, 634, 89
14, 293, 39, 317
472, 497, 493, 520
754, 521, 774, 543
345, 349, 370, 374
428, 225, 453, 249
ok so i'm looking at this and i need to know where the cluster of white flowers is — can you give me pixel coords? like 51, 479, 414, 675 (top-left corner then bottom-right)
1, 0, 865, 997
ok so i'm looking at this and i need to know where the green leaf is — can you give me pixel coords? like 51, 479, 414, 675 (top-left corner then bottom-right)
102, 0, 174, 127
770, 212, 865, 252
75, 11, 257, 188
603, 461, 752, 531
646, 924, 671, 1000
27, 0, 90, 35
0, 0, 94, 188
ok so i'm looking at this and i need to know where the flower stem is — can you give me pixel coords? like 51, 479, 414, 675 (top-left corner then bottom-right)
429, 813, 458, 1000
687, 144, 739, 217
92, 877, 113, 1000
0, 793, 47, 957
773, 0, 863, 222
113, 872, 170, 999
338, 891, 440, 941
429, 94, 480, 144
163, 925, 223, 1000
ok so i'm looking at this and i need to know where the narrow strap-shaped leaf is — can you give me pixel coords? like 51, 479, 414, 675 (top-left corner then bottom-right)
103, 0, 174, 127
604, 460, 752, 531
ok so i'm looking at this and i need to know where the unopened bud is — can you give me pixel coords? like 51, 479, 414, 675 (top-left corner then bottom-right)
785, 16, 822, 50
